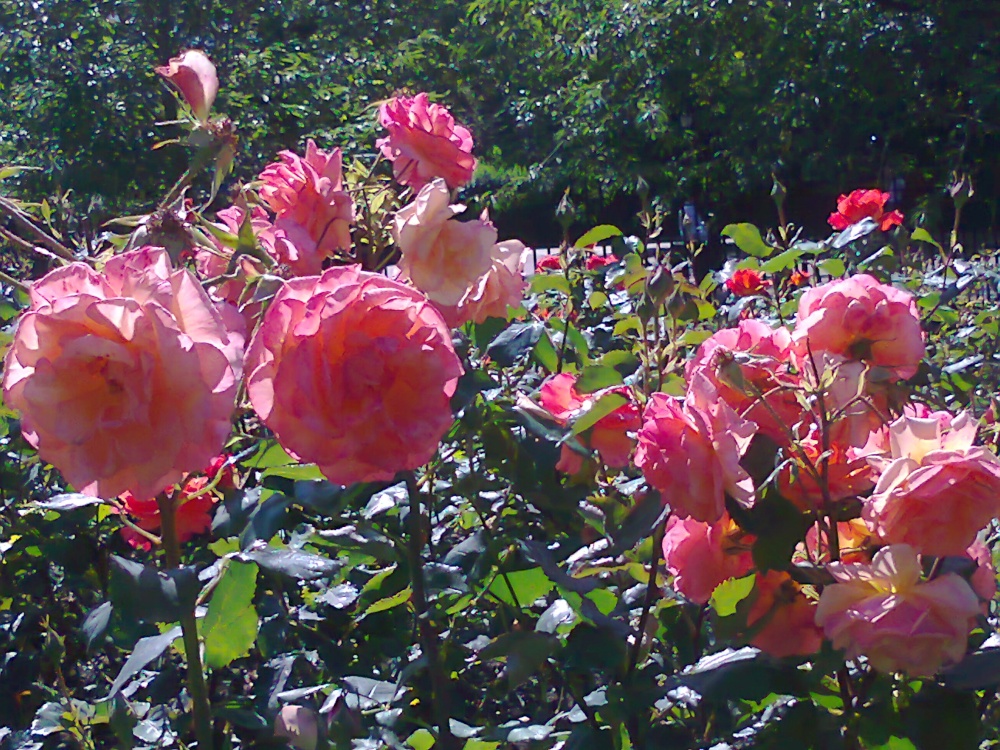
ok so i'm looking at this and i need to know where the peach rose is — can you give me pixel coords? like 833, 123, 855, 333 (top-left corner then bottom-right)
155, 49, 218, 123
392, 179, 497, 306
685, 319, 801, 444
2, 247, 243, 500
536, 373, 641, 470
436, 240, 527, 327
863, 411, 1000, 557
377, 93, 477, 190
662, 513, 755, 605
244, 265, 463, 485
815, 544, 979, 676
258, 140, 355, 275
793, 273, 924, 380
634, 388, 756, 522
803, 519, 872, 564
747, 571, 824, 658
828, 189, 903, 232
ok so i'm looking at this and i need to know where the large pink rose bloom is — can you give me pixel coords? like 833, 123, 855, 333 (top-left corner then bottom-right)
793, 274, 924, 380
686, 319, 801, 444
258, 140, 355, 275
244, 265, 463, 485
634, 386, 756, 522
662, 513, 754, 605
863, 411, 1000, 557
815, 545, 979, 676
436, 240, 528, 327
393, 178, 497, 306
377, 93, 477, 190
155, 49, 218, 123
2, 247, 243, 499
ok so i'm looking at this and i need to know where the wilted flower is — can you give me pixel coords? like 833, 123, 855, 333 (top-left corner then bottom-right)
828, 189, 903, 232
815, 544, 979, 676
377, 93, 477, 190
2, 247, 243, 500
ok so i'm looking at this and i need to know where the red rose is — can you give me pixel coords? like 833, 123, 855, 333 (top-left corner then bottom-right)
725, 268, 770, 297
828, 189, 903, 232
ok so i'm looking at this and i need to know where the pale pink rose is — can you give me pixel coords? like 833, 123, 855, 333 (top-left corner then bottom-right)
793, 274, 924, 380
258, 140, 354, 275
537, 373, 641, 469
377, 93, 477, 190
863, 411, 1000, 557
662, 513, 755, 605
244, 265, 463, 485
794, 351, 886, 448
815, 544, 979, 676
436, 240, 528, 327
392, 179, 497, 306
748, 571, 824, 658
966, 540, 996, 609
155, 50, 219, 123
634, 389, 756, 522
685, 319, 801, 444
2, 247, 243, 500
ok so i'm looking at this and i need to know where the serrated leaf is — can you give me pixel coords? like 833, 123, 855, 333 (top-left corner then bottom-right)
721, 223, 773, 258
575, 224, 622, 248
203, 561, 259, 668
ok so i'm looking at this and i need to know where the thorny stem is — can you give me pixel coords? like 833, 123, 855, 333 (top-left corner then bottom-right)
157, 493, 213, 750
403, 471, 459, 750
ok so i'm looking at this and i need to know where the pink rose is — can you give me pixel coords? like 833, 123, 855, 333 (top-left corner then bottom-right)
392, 179, 497, 306
828, 189, 904, 232
685, 319, 801, 445
966, 539, 997, 610
244, 265, 463, 485
377, 93, 477, 190
863, 411, 1000, 557
537, 373, 641, 470
436, 240, 528, 327
793, 274, 924, 380
747, 571, 824, 658
794, 351, 885, 449
803, 519, 872, 565
155, 50, 219, 123
2, 247, 243, 499
662, 513, 755, 605
258, 140, 355, 275
634, 389, 756, 522
815, 545, 980, 676
779, 426, 874, 511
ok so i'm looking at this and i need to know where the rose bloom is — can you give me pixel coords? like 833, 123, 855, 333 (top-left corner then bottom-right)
725, 268, 771, 297
535, 254, 562, 272
244, 265, 463, 485
685, 319, 801, 445
864, 411, 1000, 557
258, 140, 355, 275
393, 178, 497, 306
377, 93, 477, 190
793, 273, 924, 380
155, 49, 218, 123
662, 513, 755, 605
815, 544, 979, 676
965, 539, 997, 610
537, 373, 642, 471
789, 269, 810, 287
634, 386, 756, 522
779, 428, 874, 511
828, 189, 904, 232
747, 571, 824, 658
436, 240, 527, 327
585, 253, 618, 271
119, 475, 218, 551
2, 247, 243, 500
803, 519, 873, 565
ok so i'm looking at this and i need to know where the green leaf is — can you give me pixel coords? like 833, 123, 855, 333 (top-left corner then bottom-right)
479, 631, 557, 688
407, 729, 436, 750
760, 248, 803, 273
709, 574, 755, 617
910, 227, 942, 251
575, 365, 623, 394
598, 349, 639, 377
463, 742, 499, 750
571, 393, 627, 435
489, 567, 553, 607
486, 322, 544, 366
0, 165, 41, 181
108, 556, 199, 625
361, 586, 412, 618
530, 274, 571, 296
588, 291, 609, 309
532, 332, 559, 372
203, 561, 259, 668
817, 258, 846, 277
721, 223, 773, 258
575, 224, 622, 248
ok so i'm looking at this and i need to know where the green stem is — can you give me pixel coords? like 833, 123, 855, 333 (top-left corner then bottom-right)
403, 472, 458, 750
157, 494, 213, 750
